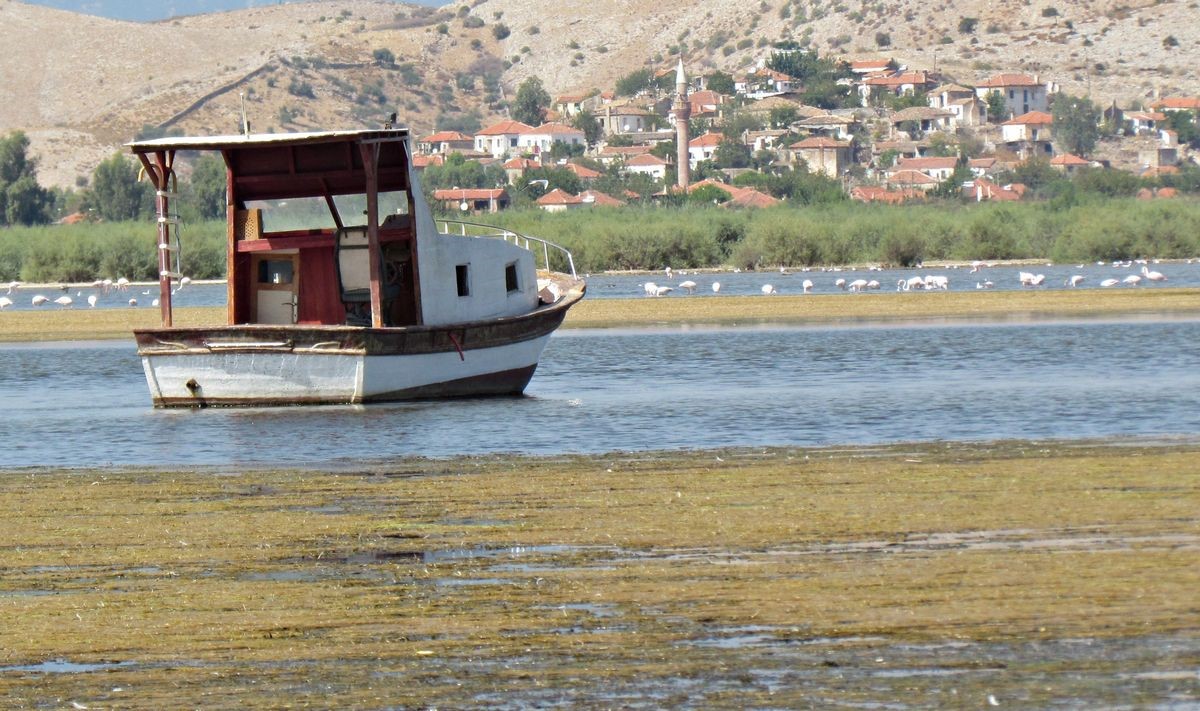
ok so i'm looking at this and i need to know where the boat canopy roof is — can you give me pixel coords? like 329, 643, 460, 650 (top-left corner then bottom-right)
126, 129, 412, 202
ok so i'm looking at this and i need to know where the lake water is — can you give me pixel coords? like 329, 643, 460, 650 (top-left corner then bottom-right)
3, 260, 1198, 311
2, 316, 1198, 468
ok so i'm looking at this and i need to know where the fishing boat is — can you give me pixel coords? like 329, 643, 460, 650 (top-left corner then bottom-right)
127, 129, 584, 407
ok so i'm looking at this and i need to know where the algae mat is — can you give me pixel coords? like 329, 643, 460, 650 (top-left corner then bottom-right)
3, 288, 1200, 341
1, 442, 1198, 707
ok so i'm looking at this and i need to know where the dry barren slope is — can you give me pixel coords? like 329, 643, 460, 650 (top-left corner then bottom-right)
1, 0, 1197, 189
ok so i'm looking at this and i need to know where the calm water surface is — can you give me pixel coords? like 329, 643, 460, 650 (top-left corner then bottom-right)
2, 317, 1198, 468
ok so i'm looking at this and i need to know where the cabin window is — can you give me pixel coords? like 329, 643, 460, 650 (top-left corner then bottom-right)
505, 262, 519, 293
244, 190, 409, 233
456, 264, 470, 297
257, 258, 294, 285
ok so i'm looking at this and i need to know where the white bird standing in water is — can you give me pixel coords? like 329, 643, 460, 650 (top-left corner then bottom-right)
31, 294, 48, 306
802, 279, 814, 293
1100, 278, 1119, 287
847, 278, 869, 292
1141, 266, 1167, 282
0, 296, 12, 309
761, 284, 777, 295
678, 280, 697, 294
1123, 274, 1142, 286
711, 282, 721, 293
87, 294, 98, 308
1066, 275, 1085, 287
54, 295, 73, 308
128, 297, 138, 306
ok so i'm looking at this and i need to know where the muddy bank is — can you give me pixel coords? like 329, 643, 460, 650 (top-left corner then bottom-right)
1, 442, 1198, 707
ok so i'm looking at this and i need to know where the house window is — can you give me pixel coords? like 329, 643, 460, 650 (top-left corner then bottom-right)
505, 262, 519, 293
1009, 89, 1015, 99
456, 264, 470, 297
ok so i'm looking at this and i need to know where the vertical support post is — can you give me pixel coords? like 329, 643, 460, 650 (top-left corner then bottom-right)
155, 150, 175, 328
223, 150, 236, 326
137, 150, 175, 328
359, 142, 383, 328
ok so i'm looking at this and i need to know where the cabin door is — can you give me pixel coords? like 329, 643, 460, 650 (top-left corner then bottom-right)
251, 253, 298, 324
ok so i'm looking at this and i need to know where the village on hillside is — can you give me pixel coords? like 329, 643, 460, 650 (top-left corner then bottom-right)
411, 46, 1198, 213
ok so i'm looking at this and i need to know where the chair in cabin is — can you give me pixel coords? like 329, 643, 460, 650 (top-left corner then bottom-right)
335, 227, 399, 326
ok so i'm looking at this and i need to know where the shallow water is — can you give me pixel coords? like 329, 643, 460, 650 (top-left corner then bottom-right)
3, 260, 1198, 312
2, 317, 1198, 468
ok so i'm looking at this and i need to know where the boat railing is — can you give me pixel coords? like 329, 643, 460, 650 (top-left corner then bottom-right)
435, 219, 577, 279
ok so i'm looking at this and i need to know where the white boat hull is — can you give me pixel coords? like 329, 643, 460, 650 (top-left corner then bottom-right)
139, 335, 550, 406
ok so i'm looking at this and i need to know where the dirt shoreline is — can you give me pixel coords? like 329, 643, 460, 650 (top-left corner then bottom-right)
0, 441, 1197, 707
3, 287, 1200, 342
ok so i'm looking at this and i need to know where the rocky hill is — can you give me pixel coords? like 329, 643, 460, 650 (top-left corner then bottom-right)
1, 0, 1197, 188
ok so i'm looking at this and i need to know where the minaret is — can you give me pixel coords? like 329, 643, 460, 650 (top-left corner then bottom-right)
673, 59, 691, 191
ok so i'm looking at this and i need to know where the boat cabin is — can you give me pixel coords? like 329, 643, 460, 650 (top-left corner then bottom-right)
127, 129, 542, 331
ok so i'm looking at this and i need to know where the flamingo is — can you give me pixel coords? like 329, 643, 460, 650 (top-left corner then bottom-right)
31, 294, 48, 306
834, 278, 846, 290
1066, 275, 1085, 287
1141, 266, 1167, 282
712, 282, 721, 293
897, 276, 924, 291
87, 294, 99, 308
976, 280, 995, 289
179, 276, 192, 287
116, 277, 130, 291
664, 266, 673, 280
128, 298, 138, 306
802, 279, 814, 293
924, 275, 949, 290
761, 284, 776, 295
678, 280, 697, 294
1100, 278, 1119, 287
1123, 274, 1142, 286
152, 298, 161, 307
0, 296, 11, 309
847, 278, 869, 292
4, 280, 19, 295
642, 282, 658, 296
54, 295, 73, 308
866, 279, 881, 290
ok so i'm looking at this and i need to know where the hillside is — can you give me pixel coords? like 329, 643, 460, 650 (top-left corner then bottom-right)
2, 0, 1198, 188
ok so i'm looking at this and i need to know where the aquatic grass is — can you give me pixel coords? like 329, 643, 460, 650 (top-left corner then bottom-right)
0, 443, 1197, 706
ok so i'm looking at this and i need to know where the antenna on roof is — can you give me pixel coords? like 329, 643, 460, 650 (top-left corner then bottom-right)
239, 92, 250, 137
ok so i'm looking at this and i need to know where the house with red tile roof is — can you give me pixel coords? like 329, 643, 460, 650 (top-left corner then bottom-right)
687, 179, 780, 208
563, 162, 603, 181
624, 153, 671, 181
790, 136, 852, 178
411, 153, 445, 171
688, 132, 724, 168
597, 104, 655, 136
536, 188, 625, 212
502, 156, 541, 185
1127, 111, 1167, 135
861, 70, 935, 99
1150, 97, 1200, 112
474, 120, 535, 158
517, 123, 587, 153
975, 73, 1053, 119
851, 185, 923, 204
1049, 153, 1094, 175
893, 156, 958, 181
965, 178, 1026, 202
850, 58, 895, 75
890, 106, 955, 135
553, 92, 596, 118
734, 69, 799, 100
597, 144, 654, 166
432, 188, 510, 214
886, 169, 940, 192
1001, 111, 1055, 157
417, 130, 474, 155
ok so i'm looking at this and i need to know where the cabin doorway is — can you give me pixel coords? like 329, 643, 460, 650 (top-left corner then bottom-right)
251, 253, 298, 324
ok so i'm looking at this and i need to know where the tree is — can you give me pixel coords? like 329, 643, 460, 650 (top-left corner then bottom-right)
706, 71, 735, 95
511, 76, 550, 126
712, 140, 752, 169
1052, 94, 1101, 156
186, 154, 228, 220
614, 68, 653, 97
88, 153, 152, 221
0, 131, 51, 226
571, 109, 603, 146
689, 183, 732, 204
958, 17, 979, 34
768, 106, 799, 129
372, 48, 396, 66
765, 46, 852, 109
1164, 110, 1200, 149
984, 91, 1009, 122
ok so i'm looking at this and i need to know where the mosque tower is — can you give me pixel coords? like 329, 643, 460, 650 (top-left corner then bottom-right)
673, 59, 691, 191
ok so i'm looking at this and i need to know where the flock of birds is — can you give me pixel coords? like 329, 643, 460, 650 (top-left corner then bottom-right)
639, 259, 1179, 297
0, 277, 193, 311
